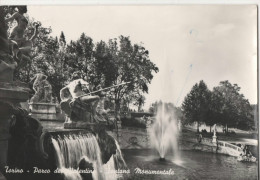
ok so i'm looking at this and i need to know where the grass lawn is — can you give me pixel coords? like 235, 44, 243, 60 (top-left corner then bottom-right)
180, 126, 258, 146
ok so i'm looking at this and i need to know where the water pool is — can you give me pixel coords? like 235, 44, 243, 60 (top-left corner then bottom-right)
122, 149, 258, 180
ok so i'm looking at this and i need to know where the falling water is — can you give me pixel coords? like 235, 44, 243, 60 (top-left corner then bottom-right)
114, 140, 127, 169
52, 133, 126, 180
149, 103, 179, 160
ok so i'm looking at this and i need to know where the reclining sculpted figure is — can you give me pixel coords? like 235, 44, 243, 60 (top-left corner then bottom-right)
60, 79, 106, 124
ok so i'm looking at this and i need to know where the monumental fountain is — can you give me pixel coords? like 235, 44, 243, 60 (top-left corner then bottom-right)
36, 78, 128, 180
149, 102, 180, 161
0, 6, 127, 180
0, 6, 32, 180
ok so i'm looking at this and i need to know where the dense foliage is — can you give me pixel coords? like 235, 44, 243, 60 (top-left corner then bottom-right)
181, 80, 255, 132
181, 80, 211, 132
8, 14, 159, 116
212, 81, 253, 131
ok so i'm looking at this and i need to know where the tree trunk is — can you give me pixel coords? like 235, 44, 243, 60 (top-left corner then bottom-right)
210, 126, 211, 133
138, 105, 141, 112
226, 123, 228, 134
114, 99, 121, 140
197, 122, 199, 133
115, 99, 121, 121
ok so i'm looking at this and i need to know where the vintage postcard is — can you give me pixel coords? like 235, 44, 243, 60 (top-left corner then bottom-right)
0, 3, 258, 180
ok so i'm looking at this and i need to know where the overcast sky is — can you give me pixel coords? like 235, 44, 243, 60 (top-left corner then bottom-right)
28, 5, 257, 109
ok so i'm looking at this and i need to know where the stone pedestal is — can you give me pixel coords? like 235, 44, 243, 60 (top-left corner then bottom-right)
0, 82, 29, 102
64, 122, 97, 130
0, 82, 29, 175
212, 135, 217, 145
29, 102, 57, 120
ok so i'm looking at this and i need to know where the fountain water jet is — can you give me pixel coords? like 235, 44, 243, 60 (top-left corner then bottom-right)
149, 102, 180, 161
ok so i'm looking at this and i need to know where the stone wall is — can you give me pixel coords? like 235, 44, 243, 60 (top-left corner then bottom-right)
110, 127, 243, 158
108, 127, 150, 149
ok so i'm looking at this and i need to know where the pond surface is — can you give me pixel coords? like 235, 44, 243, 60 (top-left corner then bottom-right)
122, 149, 258, 180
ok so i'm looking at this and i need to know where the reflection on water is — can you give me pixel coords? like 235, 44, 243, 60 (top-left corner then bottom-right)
122, 149, 258, 180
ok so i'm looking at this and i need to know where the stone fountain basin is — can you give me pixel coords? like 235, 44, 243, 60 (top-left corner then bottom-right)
0, 81, 30, 102
29, 103, 58, 120
29, 103, 57, 114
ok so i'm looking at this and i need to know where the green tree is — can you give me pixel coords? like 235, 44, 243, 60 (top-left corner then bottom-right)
250, 104, 257, 130
212, 81, 253, 132
205, 91, 221, 132
65, 33, 95, 82
91, 36, 158, 118
133, 94, 146, 112
10, 15, 159, 111
91, 40, 118, 88
181, 80, 211, 132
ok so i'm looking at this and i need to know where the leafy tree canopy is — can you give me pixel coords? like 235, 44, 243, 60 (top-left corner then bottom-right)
212, 80, 253, 130
181, 80, 211, 132
9, 14, 159, 114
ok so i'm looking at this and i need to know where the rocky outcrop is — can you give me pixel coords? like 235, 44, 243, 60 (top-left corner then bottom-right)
94, 127, 117, 164
6, 107, 49, 180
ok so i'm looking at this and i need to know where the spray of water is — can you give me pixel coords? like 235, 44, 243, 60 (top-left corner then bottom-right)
149, 102, 180, 160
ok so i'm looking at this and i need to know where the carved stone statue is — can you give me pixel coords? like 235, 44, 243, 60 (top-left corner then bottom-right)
0, 7, 31, 180
30, 73, 53, 103
5, 6, 39, 70
212, 124, 217, 137
60, 79, 107, 124
212, 124, 217, 144
5, 6, 28, 41
0, 7, 17, 82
